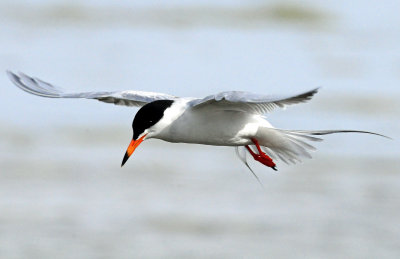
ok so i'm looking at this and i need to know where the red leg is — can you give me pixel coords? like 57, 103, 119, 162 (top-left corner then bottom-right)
251, 138, 264, 154
245, 145, 257, 156
245, 138, 277, 171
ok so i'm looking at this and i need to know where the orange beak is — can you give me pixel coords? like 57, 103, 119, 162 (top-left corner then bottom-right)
121, 134, 147, 167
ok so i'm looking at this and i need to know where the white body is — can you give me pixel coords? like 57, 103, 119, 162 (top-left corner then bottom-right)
147, 99, 325, 165
155, 100, 270, 146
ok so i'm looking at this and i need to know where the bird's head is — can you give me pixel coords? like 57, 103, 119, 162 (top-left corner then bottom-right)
121, 100, 174, 166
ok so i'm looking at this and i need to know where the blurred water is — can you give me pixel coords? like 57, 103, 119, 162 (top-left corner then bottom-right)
0, 1, 399, 258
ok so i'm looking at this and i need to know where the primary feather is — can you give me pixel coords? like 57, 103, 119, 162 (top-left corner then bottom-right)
189, 88, 319, 114
6, 71, 177, 107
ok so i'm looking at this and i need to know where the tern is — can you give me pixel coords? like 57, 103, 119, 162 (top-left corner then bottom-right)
6, 71, 388, 173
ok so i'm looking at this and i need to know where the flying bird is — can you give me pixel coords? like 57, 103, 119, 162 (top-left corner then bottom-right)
6, 71, 388, 174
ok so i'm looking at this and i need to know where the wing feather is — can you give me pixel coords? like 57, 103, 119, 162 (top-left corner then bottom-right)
7, 71, 177, 107
189, 88, 319, 114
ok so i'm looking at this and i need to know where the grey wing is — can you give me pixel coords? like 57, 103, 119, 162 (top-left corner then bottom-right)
188, 88, 319, 114
7, 71, 177, 107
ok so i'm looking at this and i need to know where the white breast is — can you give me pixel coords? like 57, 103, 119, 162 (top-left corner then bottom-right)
156, 106, 271, 146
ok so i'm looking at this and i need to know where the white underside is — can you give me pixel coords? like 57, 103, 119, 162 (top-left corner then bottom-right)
146, 100, 376, 165
147, 102, 325, 165
155, 108, 269, 146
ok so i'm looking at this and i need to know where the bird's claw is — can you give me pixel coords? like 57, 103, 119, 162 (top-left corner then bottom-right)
245, 139, 277, 171
252, 153, 277, 170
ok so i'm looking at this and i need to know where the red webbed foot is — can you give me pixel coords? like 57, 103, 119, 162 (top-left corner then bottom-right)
245, 138, 277, 171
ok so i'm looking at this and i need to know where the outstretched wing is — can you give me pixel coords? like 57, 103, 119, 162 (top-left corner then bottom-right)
188, 88, 319, 114
7, 71, 177, 107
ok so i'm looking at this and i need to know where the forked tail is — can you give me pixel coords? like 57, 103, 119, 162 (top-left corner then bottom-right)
235, 128, 390, 174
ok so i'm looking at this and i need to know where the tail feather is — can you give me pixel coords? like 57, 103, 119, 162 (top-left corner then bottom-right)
254, 128, 389, 165
257, 128, 320, 163
276, 150, 297, 165
275, 151, 290, 164
235, 128, 388, 176
282, 135, 314, 156
289, 129, 391, 139
282, 130, 323, 142
284, 134, 317, 151
261, 147, 277, 160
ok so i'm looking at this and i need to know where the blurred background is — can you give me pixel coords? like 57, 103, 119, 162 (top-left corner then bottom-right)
1, 0, 399, 258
